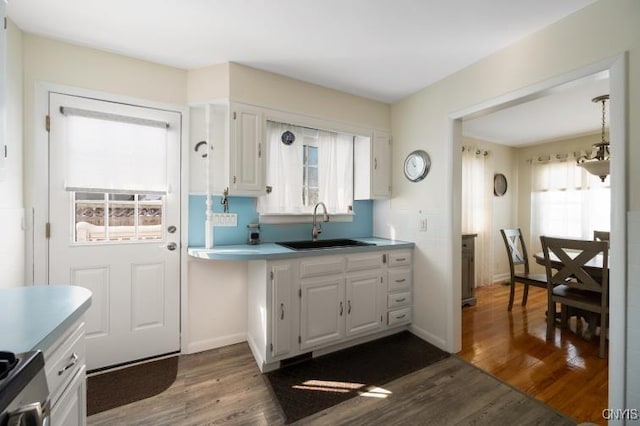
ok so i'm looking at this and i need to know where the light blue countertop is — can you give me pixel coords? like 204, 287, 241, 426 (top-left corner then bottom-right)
188, 237, 414, 260
0, 285, 92, 354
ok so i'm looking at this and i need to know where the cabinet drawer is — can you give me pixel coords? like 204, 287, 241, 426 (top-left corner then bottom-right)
300, 256, 345, 278
388, 268, 411, 291
346, 253, 383, 272
387, 250, 411, 267
388, 307, 411, 326
388, 291, 411, 309
45, 321, 86, 406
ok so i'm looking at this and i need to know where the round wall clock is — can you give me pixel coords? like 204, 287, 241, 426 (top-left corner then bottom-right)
403, 150, 431, 182
494, 173, 508, 196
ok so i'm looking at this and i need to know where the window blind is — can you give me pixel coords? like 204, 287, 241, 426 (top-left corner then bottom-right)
62, 109, 169, 194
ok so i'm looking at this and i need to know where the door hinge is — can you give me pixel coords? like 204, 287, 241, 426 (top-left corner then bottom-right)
270, 343, 273, 352
233, 111, 237, 120
380, 276, 383, 283
45, 115, 50, 132
270, 271, 274, 281
298, 288, 302, 298
233, 175, 237, 184
381, 315, 383, 323
382, 254, 387, 264
4, 17, 7, 30
45, 222, 51, 239
258, 143, 262, 158
298, 336, 301, 344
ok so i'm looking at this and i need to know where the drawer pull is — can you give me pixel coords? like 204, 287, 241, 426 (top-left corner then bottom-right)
340, 301, 344, 316
348, 300, 352, 314
280, 303, 285, 320
58, 352, 78, 376
396, 314, 406, 319
395, 297, 406, 302
396, 258, 406, 262
395, 278, 406, 283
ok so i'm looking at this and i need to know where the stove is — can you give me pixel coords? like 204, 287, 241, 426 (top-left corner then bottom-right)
0, 351, 50, 426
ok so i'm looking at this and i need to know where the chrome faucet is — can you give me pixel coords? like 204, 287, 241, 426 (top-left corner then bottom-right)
312, 202, 330, 241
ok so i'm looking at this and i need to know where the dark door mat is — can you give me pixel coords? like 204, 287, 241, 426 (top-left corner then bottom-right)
87, 356, 178, 416
265, 331, 450, 424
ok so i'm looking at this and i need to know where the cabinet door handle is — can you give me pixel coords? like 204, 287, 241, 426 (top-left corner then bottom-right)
397, 314, 406, 319
280, 303, 285, 320
348, 300, 352, 314
374, 158, 378, 170
395, 278, 406, 283
396, 258, 406, 262
339, 301, 344, 316
58, 352, 78, 376
395, 297, 406, 303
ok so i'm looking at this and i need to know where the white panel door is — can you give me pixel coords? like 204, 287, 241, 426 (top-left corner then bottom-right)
300, 276, 345, 350
230, 105, 263, 194
48, 93, 181, 371
372, 131, 391, 198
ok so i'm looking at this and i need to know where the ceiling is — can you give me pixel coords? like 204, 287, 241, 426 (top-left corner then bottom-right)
7, 0, 601, 145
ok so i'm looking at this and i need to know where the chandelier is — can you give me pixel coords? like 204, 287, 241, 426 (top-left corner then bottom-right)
577, 94, 609, 182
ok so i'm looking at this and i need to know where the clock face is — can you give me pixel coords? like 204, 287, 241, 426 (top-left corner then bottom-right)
403, 150, 431, 182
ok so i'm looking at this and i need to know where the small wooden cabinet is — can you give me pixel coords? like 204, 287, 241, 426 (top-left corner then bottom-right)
462, 234, 477, 306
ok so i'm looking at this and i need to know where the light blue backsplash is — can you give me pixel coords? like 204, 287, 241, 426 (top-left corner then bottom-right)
188, 196, 373, 246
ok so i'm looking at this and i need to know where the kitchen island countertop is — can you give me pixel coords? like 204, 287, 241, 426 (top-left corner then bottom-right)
0, 285, 92, 354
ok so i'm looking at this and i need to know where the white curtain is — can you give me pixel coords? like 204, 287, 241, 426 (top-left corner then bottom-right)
258, 121, 353, 215
461, 146, 493, 287
257, 122, 304, 213
318, 132, 353, 214
64, 113, 169, 194
530, 153, 610, 254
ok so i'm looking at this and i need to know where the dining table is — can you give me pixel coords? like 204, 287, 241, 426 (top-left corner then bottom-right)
533, 250, 609, 341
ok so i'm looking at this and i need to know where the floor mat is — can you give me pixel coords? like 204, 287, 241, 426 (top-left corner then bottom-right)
86, 356, 178, 416
265, 331, 450, 424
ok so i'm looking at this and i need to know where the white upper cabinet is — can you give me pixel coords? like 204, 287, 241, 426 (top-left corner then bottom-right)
354, 130, 392, 200
189, 102, 265, 196
229, 105, 264, 194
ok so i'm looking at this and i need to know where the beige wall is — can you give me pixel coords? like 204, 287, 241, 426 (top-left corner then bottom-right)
229, 63, 390, 130
384, 0, 638, 409
21, 34, 189, 207
187, 62, 230, 102
0, 20, 24, 288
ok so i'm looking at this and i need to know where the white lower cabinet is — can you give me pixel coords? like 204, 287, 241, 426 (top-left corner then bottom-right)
247, 247, 412, 372
44, 318, 87, 426
345, 272, 383, 337
300, 276, 346, 350
50, 365, 87, 426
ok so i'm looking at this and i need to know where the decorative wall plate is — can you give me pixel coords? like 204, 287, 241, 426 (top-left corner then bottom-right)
281, 130, 295, 145
403, 150, 431, 182
494, 173, 508, 196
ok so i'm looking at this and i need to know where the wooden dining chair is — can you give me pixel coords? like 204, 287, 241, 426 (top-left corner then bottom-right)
500, 229, 548, 311
540, 236, 609, 358
593, 230, 610, 247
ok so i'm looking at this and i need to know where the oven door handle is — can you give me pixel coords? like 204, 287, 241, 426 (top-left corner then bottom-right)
7, 402, 45, 426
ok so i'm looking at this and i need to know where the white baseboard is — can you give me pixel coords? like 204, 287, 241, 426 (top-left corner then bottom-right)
492, 273, 510, 285
185, 332, 247, 354
409, 324, 448, 352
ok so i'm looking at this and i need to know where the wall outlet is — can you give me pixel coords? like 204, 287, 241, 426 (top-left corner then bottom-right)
419, 218, 428, 232
212, 213, 237, 227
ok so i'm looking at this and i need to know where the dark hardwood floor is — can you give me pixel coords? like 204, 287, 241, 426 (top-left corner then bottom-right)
458, 284, 608, 425
87, 283, 603, 425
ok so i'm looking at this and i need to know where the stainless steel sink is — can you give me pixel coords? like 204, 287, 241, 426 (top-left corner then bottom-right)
276, 238, 375, 250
